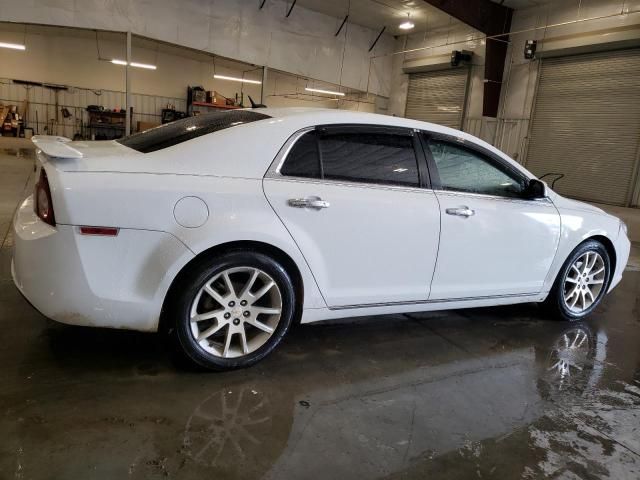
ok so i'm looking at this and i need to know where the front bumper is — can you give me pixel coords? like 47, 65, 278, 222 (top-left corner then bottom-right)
11, 196, 194, 331
609, 228, 631, 292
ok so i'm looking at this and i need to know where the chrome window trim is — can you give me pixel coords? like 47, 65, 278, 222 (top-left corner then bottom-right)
265, 126, 551, 204
433, 189, 553, 205
266, 126, 315, 178
265, 125, 424, 191
265, 175, 436, 195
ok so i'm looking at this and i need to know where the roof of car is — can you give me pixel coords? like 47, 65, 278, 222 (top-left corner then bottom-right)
256, 107, 450, 131
252, 107, 477, 144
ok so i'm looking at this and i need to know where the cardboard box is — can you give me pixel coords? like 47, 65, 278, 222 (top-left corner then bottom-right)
137, 121, 160, 132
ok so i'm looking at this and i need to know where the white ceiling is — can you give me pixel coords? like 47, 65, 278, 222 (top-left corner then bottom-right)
295, 0, 456, 36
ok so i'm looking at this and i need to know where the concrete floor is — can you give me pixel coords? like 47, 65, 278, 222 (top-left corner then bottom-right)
1, 146, 640, 479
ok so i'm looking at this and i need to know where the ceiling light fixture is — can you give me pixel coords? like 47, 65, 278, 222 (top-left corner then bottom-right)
214, 74, 262, 85
305, 87, 345, 96
111, 59, 157, 70
399, 13, 415, 30
0, 42, 26, 50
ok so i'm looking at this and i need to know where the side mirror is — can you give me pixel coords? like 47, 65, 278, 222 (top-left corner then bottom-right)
525, 179, 546, 199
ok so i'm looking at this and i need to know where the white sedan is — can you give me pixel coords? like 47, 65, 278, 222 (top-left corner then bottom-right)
12, 108, 630, 370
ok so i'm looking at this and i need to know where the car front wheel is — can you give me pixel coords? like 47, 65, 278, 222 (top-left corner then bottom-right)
544, 240, 611, 321
172, 251, 296, 371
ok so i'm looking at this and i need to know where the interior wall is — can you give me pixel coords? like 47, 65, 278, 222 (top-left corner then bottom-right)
497, 0, 640, 169
0, 0, 395, 98
0, 23, 381, 138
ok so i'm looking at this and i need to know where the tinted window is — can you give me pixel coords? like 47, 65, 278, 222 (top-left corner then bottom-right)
118, 110, 270, 153
280, 131, 321, 179
320, 132, 419, 187
428, 140, 526, 197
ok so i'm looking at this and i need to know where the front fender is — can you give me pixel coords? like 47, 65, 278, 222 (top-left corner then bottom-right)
542, 207, 621, 294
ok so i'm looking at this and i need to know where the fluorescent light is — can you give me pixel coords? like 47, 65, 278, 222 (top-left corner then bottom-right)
111, 59, 157, 70
130, 62, 156, 70
214, 74, 262, 85
393, 168, 408, 173
399, 21, 415, 30
305, 87, 345, 97
0, 42, 26, 50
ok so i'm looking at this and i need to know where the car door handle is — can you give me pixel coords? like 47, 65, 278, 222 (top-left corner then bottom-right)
445, 206, 475, 217
288, 197, 330, 210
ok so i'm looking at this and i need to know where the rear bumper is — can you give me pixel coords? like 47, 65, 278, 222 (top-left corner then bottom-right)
11, 195, 194, 331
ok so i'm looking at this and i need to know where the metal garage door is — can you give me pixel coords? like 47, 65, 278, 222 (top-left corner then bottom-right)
405, 68, 468, 129
526, 49, 640, 206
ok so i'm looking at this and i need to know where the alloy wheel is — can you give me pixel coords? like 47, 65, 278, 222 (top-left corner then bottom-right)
562, 251, 606, 314
189, 267, 283, 358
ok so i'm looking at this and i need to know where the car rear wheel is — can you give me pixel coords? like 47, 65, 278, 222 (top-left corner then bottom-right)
543, 240, 611, 321
172, 251, 296, 370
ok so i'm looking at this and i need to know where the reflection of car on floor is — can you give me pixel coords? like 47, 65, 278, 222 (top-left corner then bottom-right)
180, 324, 608, 480
11, 108, 630, 369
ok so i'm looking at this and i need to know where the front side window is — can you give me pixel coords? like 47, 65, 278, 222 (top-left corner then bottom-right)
280, 128, 420, 187
428, 139, 526, 198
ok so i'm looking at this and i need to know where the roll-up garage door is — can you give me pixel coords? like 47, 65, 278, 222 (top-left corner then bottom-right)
526, 49, 640, 206
405, 68, 468, 129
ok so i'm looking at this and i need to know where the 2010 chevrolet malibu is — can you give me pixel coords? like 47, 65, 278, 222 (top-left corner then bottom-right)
12, 108, 631, 370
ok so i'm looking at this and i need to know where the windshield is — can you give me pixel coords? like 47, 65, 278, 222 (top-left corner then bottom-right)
117, 110, 271, 153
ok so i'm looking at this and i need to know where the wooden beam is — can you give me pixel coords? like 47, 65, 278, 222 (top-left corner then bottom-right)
422, 0, 513, 118
422, 0, 511, 35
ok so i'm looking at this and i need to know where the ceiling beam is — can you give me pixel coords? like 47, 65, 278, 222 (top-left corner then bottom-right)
422, 0, 513, 118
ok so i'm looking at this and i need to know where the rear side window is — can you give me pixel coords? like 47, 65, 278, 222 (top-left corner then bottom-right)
280, 131, 321, 179
321, 132, 418, 187
118, 110, 270, 153
280, 128, 419, 187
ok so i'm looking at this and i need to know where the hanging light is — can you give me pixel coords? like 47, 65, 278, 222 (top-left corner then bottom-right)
399, 13, 415, 30
0, 42, 26, 50
305, 87, 345, 96
214, 74, 262, 85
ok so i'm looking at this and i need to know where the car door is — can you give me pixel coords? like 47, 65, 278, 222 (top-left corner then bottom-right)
263, 125, 440, 308
423, 134, 561, 300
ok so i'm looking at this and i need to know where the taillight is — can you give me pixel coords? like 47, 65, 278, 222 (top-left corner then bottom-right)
34, 168, 56, 226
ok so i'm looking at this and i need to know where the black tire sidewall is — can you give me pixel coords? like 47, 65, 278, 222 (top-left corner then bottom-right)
172, 251, 296, 371
550, 240, 611, 321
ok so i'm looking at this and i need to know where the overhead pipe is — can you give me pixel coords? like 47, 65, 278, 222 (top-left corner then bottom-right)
374, 7, 640, 59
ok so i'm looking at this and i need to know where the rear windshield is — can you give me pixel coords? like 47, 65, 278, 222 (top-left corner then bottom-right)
117, 110, 271, 153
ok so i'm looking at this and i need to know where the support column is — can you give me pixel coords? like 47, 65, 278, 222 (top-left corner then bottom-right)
125, 31, 131, 136
261, 66, 268, 105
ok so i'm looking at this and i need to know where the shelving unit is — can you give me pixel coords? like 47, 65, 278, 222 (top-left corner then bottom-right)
87, 109, 130, 140
191, 101, 239, 110
187, 86, 241, 116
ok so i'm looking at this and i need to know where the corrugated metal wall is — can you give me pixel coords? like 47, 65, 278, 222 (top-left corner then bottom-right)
525, 49, 640, 206
0, 78, 186, 138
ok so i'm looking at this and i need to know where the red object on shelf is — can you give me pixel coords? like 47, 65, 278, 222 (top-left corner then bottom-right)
192, 101, 240, 110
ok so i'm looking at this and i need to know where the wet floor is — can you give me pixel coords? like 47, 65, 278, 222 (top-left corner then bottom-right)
1, 147, 640, 479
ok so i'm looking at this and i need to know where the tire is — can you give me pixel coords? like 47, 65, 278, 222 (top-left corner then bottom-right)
171, 250, 296, 371
543, 240, 611, 321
